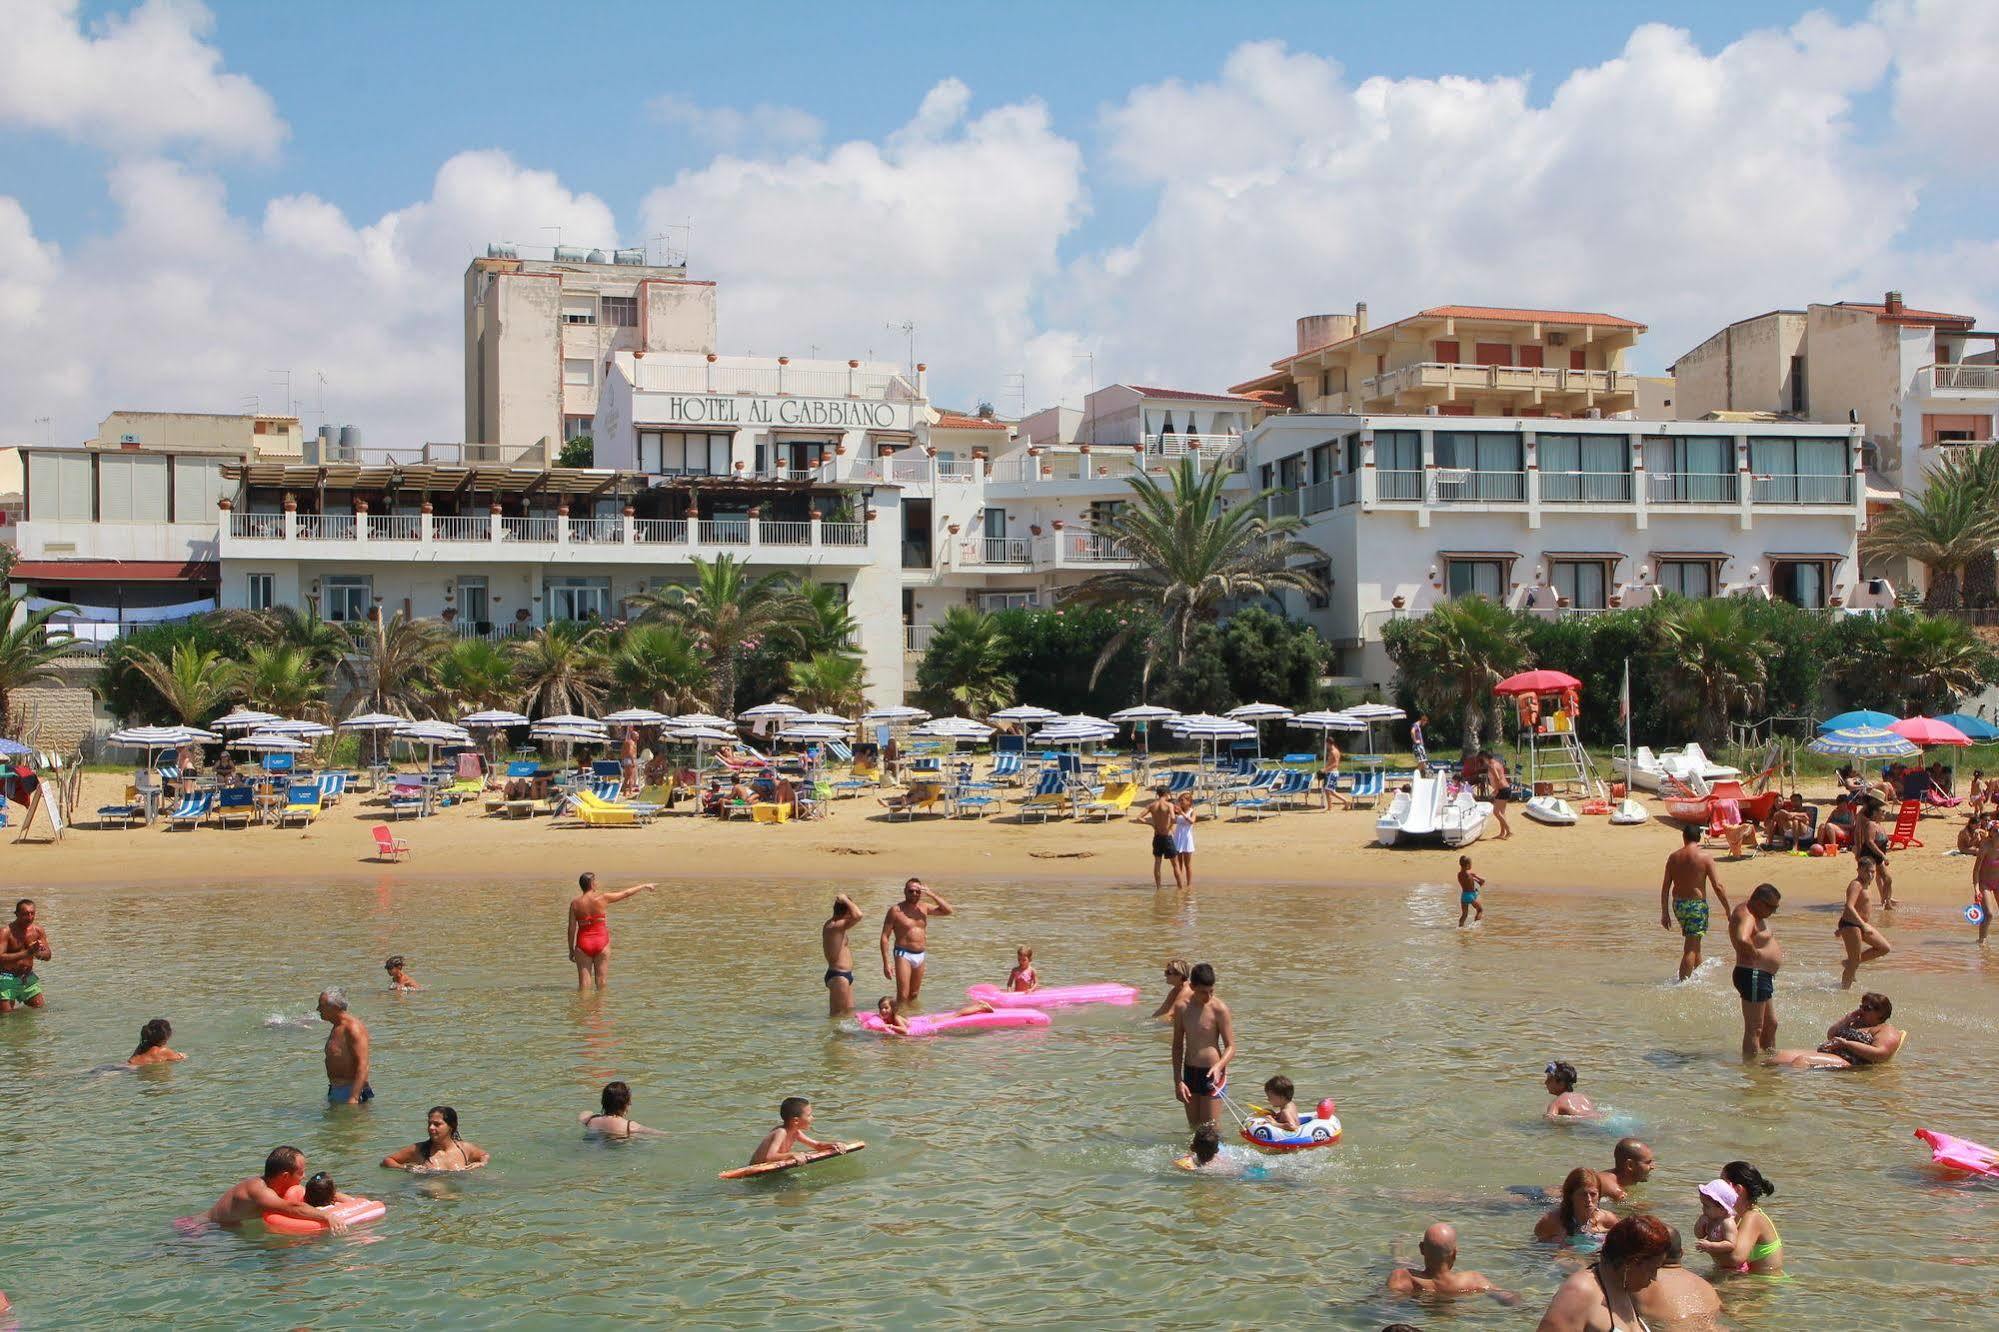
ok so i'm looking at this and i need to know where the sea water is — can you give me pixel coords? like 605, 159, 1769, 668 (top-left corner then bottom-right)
1, 874, 1993, 1328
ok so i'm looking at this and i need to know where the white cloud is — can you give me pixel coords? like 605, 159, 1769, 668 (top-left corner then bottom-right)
0, 0, 285, 158
1061, 22, 1927, 388
651, 94, 825, 154
638, 81, 1086, 409
0, 152, 615, 444
1876, 0, 1999, 166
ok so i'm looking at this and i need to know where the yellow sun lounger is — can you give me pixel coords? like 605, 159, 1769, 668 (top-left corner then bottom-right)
751, 801, 793, 824
573, 791, 654, 828
1079, 780, 1139, 822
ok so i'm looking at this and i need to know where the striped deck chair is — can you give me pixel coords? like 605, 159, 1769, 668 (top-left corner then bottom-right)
1271, 769, 1317, 811
316, 771, 348, 806
1161, 770, 1197, 797
166, 790, 214, 829
217, 785, 256, 828
1018, 769, 1071, 822
1349, 770, 1384, 809
990, 752, 1023, 786
278, 784, 321, 828
825, 739, 855, 764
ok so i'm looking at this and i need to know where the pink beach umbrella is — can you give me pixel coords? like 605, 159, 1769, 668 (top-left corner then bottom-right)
1889, 717, 1971, 747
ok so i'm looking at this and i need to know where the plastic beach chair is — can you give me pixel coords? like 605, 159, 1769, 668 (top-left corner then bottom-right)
371, 824, 411, 860
1348, 771, 1384, 809
278, 784, 321, 828
1017, 769, 1071, 822
217, 785, 256, 828
990, 752, 1023, 786
1886, 799, 1924, 850
166, 790, 214, 830
1079, 779, 1139, 822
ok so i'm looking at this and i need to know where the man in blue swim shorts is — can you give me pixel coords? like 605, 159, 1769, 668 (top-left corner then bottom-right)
1727, 885, 1783, 1061
880, 878, 954, 1005
318, 988, 374, 1105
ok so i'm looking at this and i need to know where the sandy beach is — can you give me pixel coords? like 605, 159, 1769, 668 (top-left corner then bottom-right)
14, 771, 1987, 915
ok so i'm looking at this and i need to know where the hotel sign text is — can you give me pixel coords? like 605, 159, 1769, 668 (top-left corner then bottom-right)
643, 394, 910, 432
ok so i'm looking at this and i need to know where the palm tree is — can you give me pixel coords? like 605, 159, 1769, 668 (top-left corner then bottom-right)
1862, 454, 1999, 609
1070, 456, 1324, 688
340, 612, 447, 718
233, 643, 327, 718
1863, 610, 1994, 715
629, 555, 809, 715
430, 637, 516, 717
914, 606, 1015, 716
0, 593, 76, 732
125, 641, 238, 727
1383, 596, 1529, 754
508, 621, 609, 718
786, 651, 869, 716
1649, 597, 1767, 748
789, 579, 860, 655
209, 603, 350, 675
606, 624, 709, 714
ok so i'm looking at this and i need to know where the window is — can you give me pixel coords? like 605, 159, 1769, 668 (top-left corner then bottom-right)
246, 573, 275, 612
1473, 342, 1513, 367
546, 576, 612, 622
323, 575, 372, 622
97, 453, 169, 523
1570, 350, 1587, 371
1789, 355, 1806, 413
456, 576, 488, 628
1925, 413, 1991, 445
982, 507, 1007, 539
978, 591, 1039, 612
28, 451, 94, 521
1434, 432, 1524, 473
1446, 559, 1505, 599
1309, 442, 1334, 483
563, 358, 594, 387
600, 296, 637, 327
1773, 561, 1829, 609
1374, 430, 1421, 471
1538, 434, 1632, 502
1749, 437, 1847, 503
1656, 560, 1715, 598
1551, 561, 1609, 609
1519, 345, 1544, 369
561, 293, 596, 325
1090, 500, 1126, 527
638, 430, 731, 474
1434, 340, 1461, 363
1645, 435, 1736, 502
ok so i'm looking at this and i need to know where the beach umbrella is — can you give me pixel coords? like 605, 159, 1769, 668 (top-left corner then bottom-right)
535, 713, 601, 728
338, 710, 409, 766
1110, 703, 1180, 761
777, 723, 848, 742
106, 724, 220, 768
672, 712, 732, 729
212, 708, 281, 732
666, 722, 738, 771
399, 719, 473, 744
461, 710, 530, 728
1890, 717, 1972, 748
1165, 713, 1256, 766
230, 731, 310, 752
261, 719, 333, 739
914, 716, 994, 738
1290, 710, 1367, 732
1817, 709, 1897, 733
1494, 670, 1581, 696
738, 702, 805, 721
1806, 726, 1921, 760
988, 705, 1059, 724
861, 705, 930, 724
1032, 722, 1118, 750
0, 737, 32, 759
1226, 701, 1293, 758
786, 711, 854, 728
601, 708, 670, 726
1045, 713, 1111, 729
1933, 712, 1999, 743
1339, 701, 1406, 755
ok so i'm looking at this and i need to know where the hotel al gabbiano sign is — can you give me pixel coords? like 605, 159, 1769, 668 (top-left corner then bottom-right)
649, 394, 909, 431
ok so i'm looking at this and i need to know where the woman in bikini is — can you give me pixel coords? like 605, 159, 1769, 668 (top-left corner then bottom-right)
1771, 992, 1902, 1069
1535, 1166, 1617, 1243
1834, 859, 1891, 989
1974, 821, 1999, 944
127, 1018, 186, 1066
381, 1106, 490, 1172
1851, 798, 1895, 908
1694, 1161, 1782, 1273
1535, 1213, 1673, 1331
566, 872, 655, 992
580, 1080, 661, 1139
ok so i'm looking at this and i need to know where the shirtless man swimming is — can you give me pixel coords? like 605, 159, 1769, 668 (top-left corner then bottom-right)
1386, 1222, 1518, 1305
1728, 883, 1783, 1060
206, 1146, 345, 1231
319, 989, 373, 1105
822, 894, 864, 1016
1659, 826, 1731, 981
880, 879, 954, 1005
566, 873, 654, 991
1171, 962, 1234, 1129
1135, 787, 1177, 888
0, 899, 53, 1014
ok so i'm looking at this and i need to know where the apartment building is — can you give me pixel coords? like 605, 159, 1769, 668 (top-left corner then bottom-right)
1671, 291, 1995, 492
7, 411, 302, 639
463, 243, 717, 464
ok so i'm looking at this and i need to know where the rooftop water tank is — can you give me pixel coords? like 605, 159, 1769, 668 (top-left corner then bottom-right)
613, 248, 646, 266
554, 245, 588, 263
586, 249, 608, 264
486, 242, 518, 260
339, 425, 362, 454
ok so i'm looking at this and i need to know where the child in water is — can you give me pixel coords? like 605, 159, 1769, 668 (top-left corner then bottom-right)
873, 995, 994, 1035
1543, 1061, 1599, 1119
1007, 946, 1038, 993
1261, 1075, 1301, 1131
1457, 855, 1485, 926
302, 1172, 357, 1211
384, 956, 421, 992
1177, 1123, 1224, 1170
1695, 1180, 1738, 1254
749, 1096, 848, 1165
580, 1080, 660, 1139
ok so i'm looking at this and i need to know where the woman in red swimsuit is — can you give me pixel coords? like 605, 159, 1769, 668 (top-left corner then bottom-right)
566, 872, 654, 991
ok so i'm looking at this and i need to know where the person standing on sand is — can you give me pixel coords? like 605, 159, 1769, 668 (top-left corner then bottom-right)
822, 894, 863, 1016
1409, 713, 1429, 770
1171, 962, 1234, 1129
0, 898, 52, 1014
1660, 826, 1732, 981
318, 989, 373, 1105
1728, 884, 1783, 1060
1135, 786, 1178, 887
1172, 792, 1198, 889
1835, 859, 1891, 989
1321, 736, 1351, 810
566, 873, 654, 992
1481, 750, 1514, 840
881, 878, 954, 1005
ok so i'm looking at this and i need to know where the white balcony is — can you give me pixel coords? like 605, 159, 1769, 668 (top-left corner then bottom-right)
12, 520, 219, 564
222, 511, 875, 566
1930, 364, 1999, 394
1360, 362, 1635, 402
632, 360, 920, 400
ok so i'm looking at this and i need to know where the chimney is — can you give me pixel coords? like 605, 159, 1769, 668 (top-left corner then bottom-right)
1355, 301, 1369, 334
1884, 290, 1904, 315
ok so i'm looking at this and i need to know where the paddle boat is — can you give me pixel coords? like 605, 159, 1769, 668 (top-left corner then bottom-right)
1375, 770, 1491, 849
1624, 744, 1741, 794
1522, 794, 1578, 827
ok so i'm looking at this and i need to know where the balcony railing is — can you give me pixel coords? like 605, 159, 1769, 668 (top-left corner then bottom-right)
230, 512, 286, 539
1933, 364, 1999, 393
569, 517, 623, 543
1361, 362, 1632, 400
634, 518, 688, 544
698, 519, 751, 545
503, 516, 558, 542
972, 536, 1030, 565
905, 623, 935, 652
887, 456, 933, 484
820, 521, 866, 547
937, 458, 979, 482
1648, 471, 1739, 504
367, 514, 421, 541
434, 515, 489, 542
1750, 474, 1854, 505
1302, 477, 1338, 515
632, 360, 918, 400
296, 514, 355, 541
1429, 469, 1527, 503
1540, 470, 1635, 504
1142, 433, 1244, 465
1376, 469, 1424, 501
1059, 534, 1133, 564
759, 520, 811, 546
1263, 490, 1302, 519
222, 512, 872, 556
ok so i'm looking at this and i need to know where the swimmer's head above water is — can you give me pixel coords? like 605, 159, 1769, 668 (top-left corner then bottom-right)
1544, 1061, 1578, 1092
264, 1146, 305, 1186
1189, 1123, 1221, 1166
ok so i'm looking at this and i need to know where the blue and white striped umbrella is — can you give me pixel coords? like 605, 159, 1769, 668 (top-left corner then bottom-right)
1290, 710, 1367, 732
1816, 709, 1897, 734
1806, 726, 1920, 760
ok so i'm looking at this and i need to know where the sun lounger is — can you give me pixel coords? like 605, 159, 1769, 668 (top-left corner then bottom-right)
1079, 779, 1139, 822
570, 791, 650, 828
1018, 769, 1071, 822
166, 791, 214, 830
1348, 771, 1384, 809
217, 785, 256, 828
315, 771, 348, 806
1886, 799, 1924, 850
371, 824, 411, 860
97, 786, 145, 829
1222, 768, 1278, 804
952, 782, 999, 818
278, 784, 321, 827
387, 781, 428, 819
988, 751, 1023, 786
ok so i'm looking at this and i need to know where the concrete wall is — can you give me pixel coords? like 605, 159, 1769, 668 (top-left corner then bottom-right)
640, 281, 718, 353
1669, 312, 1804, 418
1803, 305, 1901, 447
489, 274, 565, 461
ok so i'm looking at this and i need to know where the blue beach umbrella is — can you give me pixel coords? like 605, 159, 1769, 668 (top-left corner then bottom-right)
1816, 709, 1897, 734
1932, 713, 1999, 743
1806, 726, 1921, 760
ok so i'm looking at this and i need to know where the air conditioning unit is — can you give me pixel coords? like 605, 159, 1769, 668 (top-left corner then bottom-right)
120, 433, 140, 444
1547, 332, 1568, 346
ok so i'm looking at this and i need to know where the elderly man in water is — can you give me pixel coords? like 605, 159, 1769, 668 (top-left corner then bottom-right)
319, 988, 373, 1105
1386, 1222, 1519, 1305
206, 1146, 345, 1232
1590, 1138, 1656, 1203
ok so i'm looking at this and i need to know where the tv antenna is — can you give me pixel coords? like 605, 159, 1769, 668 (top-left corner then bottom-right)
267, 369, 294, 417
650, 222, 691, 267
1002, 371, 1027, 417
886, 320, 917, 379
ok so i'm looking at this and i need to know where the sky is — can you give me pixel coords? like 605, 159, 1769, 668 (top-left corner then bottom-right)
2, 0, 1995, 449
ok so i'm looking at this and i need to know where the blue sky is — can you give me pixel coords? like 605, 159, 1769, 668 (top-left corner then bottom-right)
0, 0, 1988, 443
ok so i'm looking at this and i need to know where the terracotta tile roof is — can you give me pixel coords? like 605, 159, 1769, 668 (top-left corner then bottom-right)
1832, 301, 1976, 329
12, 559, 218, 582
1241, 386, 1296, 410
930, 411, 1009, 431
1121, 384, 1264, 404
1418, 305, 1645, 329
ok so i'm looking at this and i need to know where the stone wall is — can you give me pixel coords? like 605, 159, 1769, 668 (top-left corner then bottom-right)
8, 657, 102, 754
